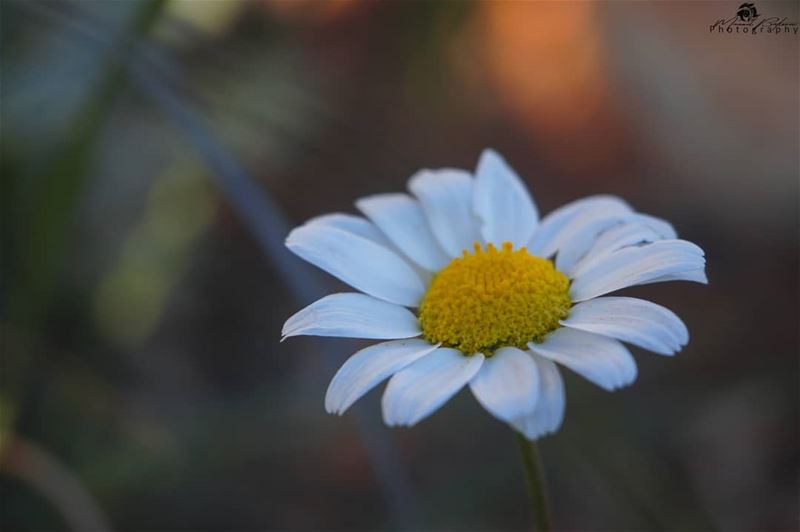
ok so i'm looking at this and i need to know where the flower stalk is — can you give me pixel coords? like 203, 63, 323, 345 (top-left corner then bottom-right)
516, 432, 552, 532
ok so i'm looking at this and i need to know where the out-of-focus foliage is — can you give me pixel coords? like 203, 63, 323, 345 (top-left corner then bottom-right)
1, 1, 797, 531
94, 164, 216, 348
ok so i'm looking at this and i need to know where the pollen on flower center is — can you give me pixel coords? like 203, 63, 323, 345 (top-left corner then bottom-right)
418, 242, 571, 355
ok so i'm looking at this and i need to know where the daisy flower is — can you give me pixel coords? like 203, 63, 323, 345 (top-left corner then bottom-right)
282, 149, 706, 440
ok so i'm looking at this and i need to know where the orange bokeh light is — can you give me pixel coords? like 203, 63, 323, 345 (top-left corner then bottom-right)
477, 1, 628, 176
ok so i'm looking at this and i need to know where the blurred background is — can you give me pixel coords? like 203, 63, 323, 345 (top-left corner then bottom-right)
1, 1, 798, 530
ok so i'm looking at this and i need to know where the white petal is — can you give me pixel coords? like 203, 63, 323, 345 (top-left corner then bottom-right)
529, 328, 637, 391
325, 339, 439, 415
556, 213, 676, 276
286, 224, 425, 307
382, 348, 484, 426
510, 353, 566, 440
306, 213, 392, 247
408, 169, 481, 257
469, 347, 540, 423
528, 195, 632, 258
473, 149, 539, 248
569, 240, 706, 302
570, 221, 663, 278
554, 215, 632, 275
635, 214, 677, 239
645, 268, 708, 285
561, 297, 688, 356
306, 212, 432, 284
356, 193, 450, 272
282, 293, 421, 340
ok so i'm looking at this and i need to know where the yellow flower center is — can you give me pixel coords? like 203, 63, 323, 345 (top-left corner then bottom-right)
418, 242, 571, 355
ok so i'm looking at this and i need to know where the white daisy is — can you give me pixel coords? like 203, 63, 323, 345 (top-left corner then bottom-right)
282, 149, 706, 440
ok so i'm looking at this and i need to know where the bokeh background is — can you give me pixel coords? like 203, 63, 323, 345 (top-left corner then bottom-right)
1, 1, 798, 530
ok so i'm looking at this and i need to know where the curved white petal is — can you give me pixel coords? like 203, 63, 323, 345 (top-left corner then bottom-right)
570, 221, 663, 278
325, 339, 439, 415
473, 149, 539, 248
286, 224, 425, 307
561, 297, 688, 356
635, 214, 677, 240
569, 239, 706, 302
528, 195, 632, 258
469, 347, 540, 423
556, 213, 676, 276
306, 211, 432, 284
408, 169, 481, 257
555, 214, 633, 275
306, 213, 392, 247
382, 348, 484, 426
644, 268, 708, 285
510, 353, 566, 440
356, 193, 450, 272
282, 293, 421, 340
528, 328, 637, 391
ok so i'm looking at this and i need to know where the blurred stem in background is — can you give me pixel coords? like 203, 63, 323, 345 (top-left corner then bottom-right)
131, 46, 423, 532
516, 432, 552, 532
133, 58, 423, 531
7, 0, 166, 328
0, 435, 111, 532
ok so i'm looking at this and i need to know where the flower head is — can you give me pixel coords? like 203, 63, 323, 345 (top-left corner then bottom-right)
282, 149, 706, 440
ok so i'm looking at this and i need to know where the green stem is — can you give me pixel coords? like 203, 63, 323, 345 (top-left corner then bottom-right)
515, 431, 553, 532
